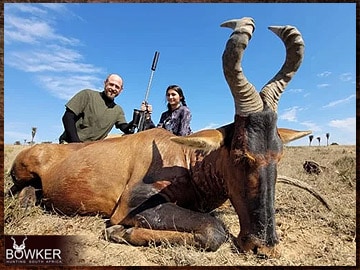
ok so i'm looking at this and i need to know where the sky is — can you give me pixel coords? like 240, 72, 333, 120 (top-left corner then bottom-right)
4, 3, 356, 146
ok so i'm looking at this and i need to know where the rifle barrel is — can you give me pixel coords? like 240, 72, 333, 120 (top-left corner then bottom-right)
144, 51, 160, 103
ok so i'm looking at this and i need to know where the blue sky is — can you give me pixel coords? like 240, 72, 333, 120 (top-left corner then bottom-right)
4, 3, 356, 146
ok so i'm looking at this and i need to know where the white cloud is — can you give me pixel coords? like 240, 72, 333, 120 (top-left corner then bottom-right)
200, 123, 219, 130
39, 3, 68, 13
300, 121, 322, 132
279, 106, 301, 122
5, 14, 79, 45
37, 75, 102, 100
5, 4, 103, 101
317, 71, 331, 78
5, 3, 48, 16
339, 72, 352, 82
6, 16, 54, 42
287, 88, 304, 94
317, 83, 330, 88
328, 117, 356, 132
322, 94, 356, 108
6, 48, 101, 73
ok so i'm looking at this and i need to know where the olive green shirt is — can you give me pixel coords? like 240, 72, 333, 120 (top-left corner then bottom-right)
65, 89, 126, 141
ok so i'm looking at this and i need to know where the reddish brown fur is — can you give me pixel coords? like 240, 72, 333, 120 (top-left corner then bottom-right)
10, 142, 90, 190
9, 17, 309, 257
9, 123, 308, 256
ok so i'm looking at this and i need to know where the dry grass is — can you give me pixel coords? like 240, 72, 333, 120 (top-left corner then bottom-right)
3, 144, 356, 266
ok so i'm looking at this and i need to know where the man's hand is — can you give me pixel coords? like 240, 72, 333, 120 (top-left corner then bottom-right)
140, 101, 152, 113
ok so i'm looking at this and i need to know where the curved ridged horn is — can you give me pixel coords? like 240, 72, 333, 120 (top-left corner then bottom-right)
221, 17, 263, 116
260, 25, 305, 112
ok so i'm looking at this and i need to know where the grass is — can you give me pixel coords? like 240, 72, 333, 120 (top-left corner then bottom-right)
3, 144, 356, 266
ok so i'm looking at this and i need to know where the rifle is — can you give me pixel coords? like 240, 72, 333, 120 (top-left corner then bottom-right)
131, 51, 160, 133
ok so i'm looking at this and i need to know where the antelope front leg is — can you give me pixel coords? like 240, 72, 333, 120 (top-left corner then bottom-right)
106, 202, 227, 251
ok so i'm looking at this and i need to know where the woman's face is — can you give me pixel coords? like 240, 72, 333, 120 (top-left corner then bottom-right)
166, 89, 181, 107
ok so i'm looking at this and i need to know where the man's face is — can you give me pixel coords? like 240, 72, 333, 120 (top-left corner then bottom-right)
104, 75, 123, 100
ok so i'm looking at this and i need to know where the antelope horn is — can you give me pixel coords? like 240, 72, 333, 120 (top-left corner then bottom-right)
277, 175, 331, 210
260, 25, 305, 112
221, 17, 263, 116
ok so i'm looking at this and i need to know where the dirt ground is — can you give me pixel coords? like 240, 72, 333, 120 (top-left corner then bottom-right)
3, 143, 356, 266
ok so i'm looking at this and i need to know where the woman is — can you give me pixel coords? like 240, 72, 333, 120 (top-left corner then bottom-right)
156, 85, 192, 136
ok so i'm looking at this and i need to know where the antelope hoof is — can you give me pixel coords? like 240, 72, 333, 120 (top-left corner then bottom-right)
105, 225, 129, 244
236, 235, 281, 259
256, 245, 281, 259
18, 186, 37, 208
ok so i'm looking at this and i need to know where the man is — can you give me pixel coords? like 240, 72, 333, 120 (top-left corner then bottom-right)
59, 73, 151, 143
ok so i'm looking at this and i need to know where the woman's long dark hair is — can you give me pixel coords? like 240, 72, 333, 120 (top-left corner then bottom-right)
166, 85, 187, 111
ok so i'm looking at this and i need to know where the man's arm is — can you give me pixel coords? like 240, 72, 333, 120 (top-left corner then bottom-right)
116, 112, 155, 134
116, 121, 137, 134
115, 102, 156, 134
62, 108, 82, 142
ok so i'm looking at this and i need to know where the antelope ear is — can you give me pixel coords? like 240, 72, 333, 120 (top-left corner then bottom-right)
278, 128, 312, 144
170, 129, 225, 152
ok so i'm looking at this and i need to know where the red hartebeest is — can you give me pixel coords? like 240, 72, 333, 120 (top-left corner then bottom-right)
9, 17, 310, 257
